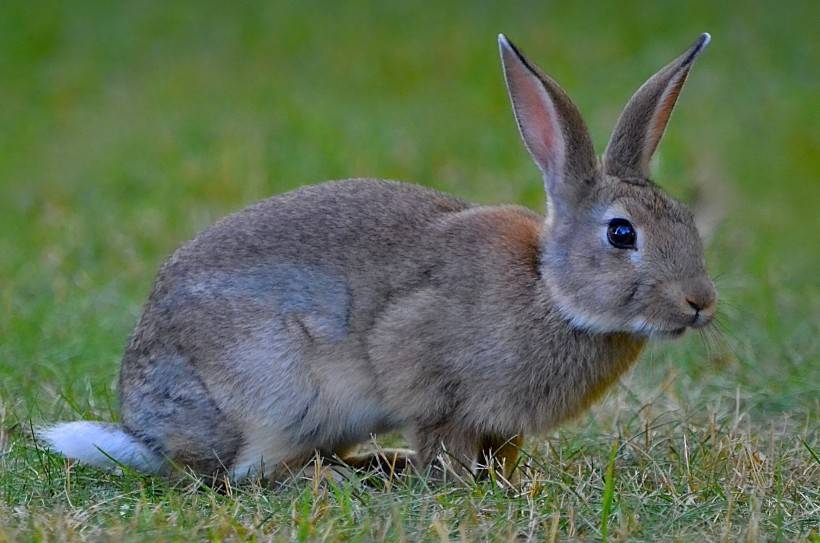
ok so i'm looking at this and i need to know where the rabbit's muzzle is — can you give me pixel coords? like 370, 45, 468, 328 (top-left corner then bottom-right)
657, 276, 717, 333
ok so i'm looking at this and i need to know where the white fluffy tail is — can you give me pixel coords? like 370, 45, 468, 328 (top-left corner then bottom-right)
37, 421, 164, 474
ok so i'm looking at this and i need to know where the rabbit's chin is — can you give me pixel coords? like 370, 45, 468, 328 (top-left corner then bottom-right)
645, 327, 688, 340
626, 318, 689, 339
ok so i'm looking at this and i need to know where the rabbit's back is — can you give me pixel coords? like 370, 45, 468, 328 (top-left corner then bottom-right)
151, 179, 472, 334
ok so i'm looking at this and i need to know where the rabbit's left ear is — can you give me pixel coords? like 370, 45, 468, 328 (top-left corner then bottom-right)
605, 33, 711, 179
499, 34, 598, 212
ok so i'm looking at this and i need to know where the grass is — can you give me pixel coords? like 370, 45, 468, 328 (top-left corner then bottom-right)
1, 0, 818, 540
600, 439, 619, 543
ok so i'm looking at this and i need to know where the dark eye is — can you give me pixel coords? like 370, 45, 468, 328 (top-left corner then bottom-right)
607, 218, 637, 249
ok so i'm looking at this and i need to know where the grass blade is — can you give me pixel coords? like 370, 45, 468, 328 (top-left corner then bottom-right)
601, 438, 619, 543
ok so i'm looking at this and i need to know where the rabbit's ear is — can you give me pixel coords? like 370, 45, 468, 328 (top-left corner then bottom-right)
499, 35, 597, 211
605, 33, 710, 179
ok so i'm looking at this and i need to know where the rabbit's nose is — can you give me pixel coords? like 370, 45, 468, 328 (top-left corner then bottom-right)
683, 279, 717, 327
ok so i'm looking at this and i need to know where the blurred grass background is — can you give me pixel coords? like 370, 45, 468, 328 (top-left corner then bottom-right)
0, 0, 817, 540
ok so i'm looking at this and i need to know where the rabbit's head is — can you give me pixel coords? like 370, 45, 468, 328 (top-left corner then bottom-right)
499, 33, 716, 337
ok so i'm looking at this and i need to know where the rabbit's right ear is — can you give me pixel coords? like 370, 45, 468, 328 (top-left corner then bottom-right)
499, 34, 597, 213
604, 33, 711, 179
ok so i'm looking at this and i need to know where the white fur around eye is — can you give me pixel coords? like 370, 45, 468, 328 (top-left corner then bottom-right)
629, 246, 642, 263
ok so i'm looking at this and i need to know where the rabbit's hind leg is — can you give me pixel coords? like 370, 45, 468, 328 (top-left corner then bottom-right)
336, 446, 416, 476
119, 352, 243, 477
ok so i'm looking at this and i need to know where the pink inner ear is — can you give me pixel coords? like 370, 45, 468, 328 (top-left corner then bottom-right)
508, 67, 565, 177
645, 68, 690, 161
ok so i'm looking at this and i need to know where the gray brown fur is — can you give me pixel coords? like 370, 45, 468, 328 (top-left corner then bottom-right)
40, 34, 717, 481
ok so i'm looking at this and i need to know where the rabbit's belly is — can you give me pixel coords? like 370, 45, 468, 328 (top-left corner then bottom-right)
292, 350, 398, 449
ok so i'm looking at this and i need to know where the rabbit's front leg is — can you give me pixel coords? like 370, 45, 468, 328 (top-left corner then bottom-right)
409, 424, 480, 482
476, 434, 523, 482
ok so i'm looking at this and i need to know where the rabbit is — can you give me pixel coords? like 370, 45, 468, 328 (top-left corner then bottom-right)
39, 33, 717, 482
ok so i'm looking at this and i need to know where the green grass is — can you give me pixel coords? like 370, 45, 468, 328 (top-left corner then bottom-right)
1, 0, 818, 540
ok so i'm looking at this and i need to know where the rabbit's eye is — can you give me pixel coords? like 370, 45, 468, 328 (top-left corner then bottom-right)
607, 218, 637, 249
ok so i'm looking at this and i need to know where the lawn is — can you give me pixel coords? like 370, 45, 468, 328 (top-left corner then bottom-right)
1, 0, 818, 541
